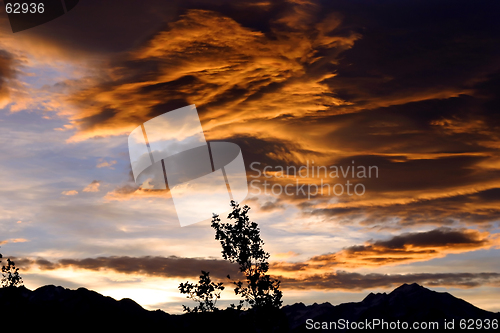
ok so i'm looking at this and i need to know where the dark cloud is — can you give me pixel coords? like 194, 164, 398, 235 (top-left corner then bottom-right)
278, 271, 500, 290
66, 4, 355, 140
370, 228, 488, 249
268, 227, 500, 274
0, 49, 19, 105
309, 188, 500, 228
319, 95, 500, 156
222, 135, 324, 171
244, 152, 499, 201
17, 256, 241, 280
15, 256, 500, 291
325, 0, 500, 112
301, 227, 497, 268
259, 200, 285, 212
332, 154, 498, 193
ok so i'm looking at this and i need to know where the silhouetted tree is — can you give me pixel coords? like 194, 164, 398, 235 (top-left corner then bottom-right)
1, 252, 23, 288
211, 200, 282, 311
179, 270, 224, 313
178, 200, 284, 332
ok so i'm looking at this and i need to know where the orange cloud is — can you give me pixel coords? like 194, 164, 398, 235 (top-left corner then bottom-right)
0, 48, 23, 109
103, 185, 171, 202
62, 190, 78, 196
271, 228, 500, 274
65, 8, 358, 142
83, 180, 100, 192
13, 255, 500, 291
276, 271, 500, 291
273, 251, 300, 260
96, 160, 117, 169
0, 238, 28, 245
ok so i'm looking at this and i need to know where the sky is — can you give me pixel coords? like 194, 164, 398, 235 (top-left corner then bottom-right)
0, 0, 499, 314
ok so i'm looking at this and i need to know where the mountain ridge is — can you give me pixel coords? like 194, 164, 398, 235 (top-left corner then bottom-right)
283, 282, 499, 331
0, 283, 498, 331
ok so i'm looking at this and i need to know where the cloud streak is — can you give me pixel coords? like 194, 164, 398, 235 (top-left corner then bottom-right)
278, 271, 500, 290
65, 6, 358, 142
303, 228, 500, 269
17, 255, 241, 280
14, 255, 500, 291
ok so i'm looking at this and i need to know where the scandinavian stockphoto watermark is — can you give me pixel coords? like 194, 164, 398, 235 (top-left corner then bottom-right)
249, 160, 378, 199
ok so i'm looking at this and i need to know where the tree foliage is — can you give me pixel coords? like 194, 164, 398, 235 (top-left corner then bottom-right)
178, 270, 224, 313
179, 201, 283, 315
0, 251, 23, 288
211, 200, 282, 311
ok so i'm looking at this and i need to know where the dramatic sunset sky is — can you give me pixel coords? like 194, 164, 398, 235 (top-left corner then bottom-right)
0, 0, 499, 314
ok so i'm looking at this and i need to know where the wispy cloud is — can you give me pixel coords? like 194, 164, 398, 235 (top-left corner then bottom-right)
62, 190, 78, 196
14, 255, 500, 291
298, 228, 499, 269
96, 159, 116, 169
278, 271, 500, 290
83, 180, 100, 193
17, 255, 241, 280
65, 7, 357, 142
0, 238, 28, 245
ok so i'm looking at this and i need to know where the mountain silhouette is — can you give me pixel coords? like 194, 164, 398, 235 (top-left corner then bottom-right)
283, 283, 499, 331
0, 283, 498, 331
